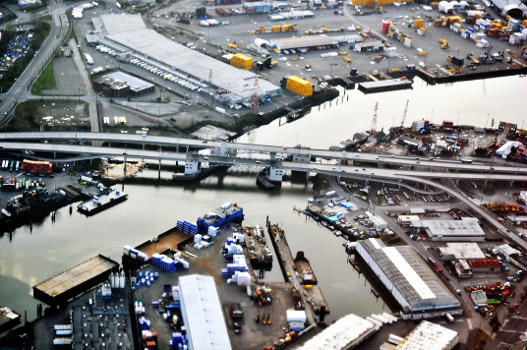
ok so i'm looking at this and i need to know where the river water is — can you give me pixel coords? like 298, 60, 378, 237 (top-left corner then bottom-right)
1, 75, 525, 324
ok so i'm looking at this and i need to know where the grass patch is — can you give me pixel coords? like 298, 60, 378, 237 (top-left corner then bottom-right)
31, 59, 56, 95
39, 14, 52, 21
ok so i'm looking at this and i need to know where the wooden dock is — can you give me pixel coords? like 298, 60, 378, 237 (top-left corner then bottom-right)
135, 226, 191, 259
33, 254, 118, 305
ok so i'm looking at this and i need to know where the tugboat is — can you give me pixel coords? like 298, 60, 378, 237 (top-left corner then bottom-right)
293, 251, 318, 285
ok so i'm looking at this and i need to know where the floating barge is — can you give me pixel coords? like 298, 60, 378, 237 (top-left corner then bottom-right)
242, 225, 273, 270
293, 251, 318, 285
0, 306, 20, 333
132, 226, 192, 260
33, 254, 119, 305
77, 188, 127, 216
196, 202, 244, 234
358, 78, 413, 94
266, 219, 329, 322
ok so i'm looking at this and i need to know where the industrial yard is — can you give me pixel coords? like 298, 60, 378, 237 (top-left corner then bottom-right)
0, 0, 526, 349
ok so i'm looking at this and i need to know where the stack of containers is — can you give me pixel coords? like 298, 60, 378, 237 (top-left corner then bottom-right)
228, 270, 252, 286
177, 220, 184, 231
221, 254, 248, 277
174, 252, 190, 270
123, 246, 148, 262
179, 220, 198, 235
135, 300, 145, 315
170, 332, 187, 350
138, 316, 151, 330
208, 226, 219, 237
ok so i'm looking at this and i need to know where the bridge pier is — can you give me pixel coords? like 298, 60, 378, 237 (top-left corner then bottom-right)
123, 155, 127, 177
158, 158, 161, 180
53, 152, 56, 159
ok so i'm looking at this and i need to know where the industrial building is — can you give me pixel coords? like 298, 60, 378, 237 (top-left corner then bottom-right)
365, 211, 388, 231
356, 239, 461, 320
438, 243, 486, 261
394, 320, 459, 350
397, 215, 420, 227
353, 40, 385, 53
418, 217, 486, 241
497, 244, 527, 270
298, 313, 378, 350
469, 259, 501, 273
271, 35, 339, 51
94, 15, 281, 105
178, 274, 232, 350
94, 71, 155, 97
470, 290, 488, 306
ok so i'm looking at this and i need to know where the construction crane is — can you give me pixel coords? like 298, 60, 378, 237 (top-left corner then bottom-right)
371, 101, 378, 137
251, 75, 260, 115
401, 99, 409, 128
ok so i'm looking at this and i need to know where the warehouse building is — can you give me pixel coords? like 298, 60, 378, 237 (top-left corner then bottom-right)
366, 211, 388, 231
179, 274, 231, 350
271, 35, 339, 51
394, 320, 459, 350
94, 71, 154, 97
397, 215, 420, 227
438, 243, 485, 261
298, 313, 378, 350
418, 217, 485, 241
356, 239, 461, 320
94, 15, 281, 105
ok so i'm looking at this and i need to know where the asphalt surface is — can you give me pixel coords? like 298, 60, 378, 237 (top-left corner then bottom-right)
0, 0, 72, 128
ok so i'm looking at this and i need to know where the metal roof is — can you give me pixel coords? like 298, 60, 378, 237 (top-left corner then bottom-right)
357, 239, 459, 312
438, 243, 486, 260
420, 217, 485, 238
102, 71, 154, 92
272, 35, 338, 50
98, 15, 280, 100
395, 321, 459, 350
298, 313, 377, 350
179, 275, 232, 350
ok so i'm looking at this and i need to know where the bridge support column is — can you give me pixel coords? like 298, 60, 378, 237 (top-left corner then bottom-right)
158, 158, 161, 180
53, 152, 56, 159
484, 179, 488, 187
123, 155, 127, 177
266, 167, 283, 183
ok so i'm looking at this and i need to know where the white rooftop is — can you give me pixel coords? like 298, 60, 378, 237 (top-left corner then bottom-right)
179, 275, 232, 350
420, 217, 485, 238
298, 313, 377, 350
98, 15, 280, 101
395, 321, 459, 350
438, 243, 486, 260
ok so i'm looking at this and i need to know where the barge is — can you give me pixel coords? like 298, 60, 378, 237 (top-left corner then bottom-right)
293, 251, 318, 285
242, 225, 273, 270
196, 202, 244, 234
0, 306, 20, 333
33, 254, 119, 306
77, 188, 128, 216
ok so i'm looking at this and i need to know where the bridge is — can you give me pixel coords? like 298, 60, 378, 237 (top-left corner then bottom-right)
0, 132, 525, 249
1, 131, 526, 175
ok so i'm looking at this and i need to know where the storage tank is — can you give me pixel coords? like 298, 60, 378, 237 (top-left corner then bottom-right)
119, 272, 125, 288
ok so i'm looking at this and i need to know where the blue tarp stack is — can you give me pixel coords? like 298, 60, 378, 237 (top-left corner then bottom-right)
177, 220, 198, 235
170, 332, 187, 350
152, 253, 176, 272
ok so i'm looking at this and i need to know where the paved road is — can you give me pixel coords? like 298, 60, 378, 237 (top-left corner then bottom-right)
0, 0, 72, 128
0, 131, 526, 174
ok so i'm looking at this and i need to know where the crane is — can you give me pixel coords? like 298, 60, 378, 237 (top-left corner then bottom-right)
401, 99, 409, 128
251, 74, 260, 115
371, 101, 378, 137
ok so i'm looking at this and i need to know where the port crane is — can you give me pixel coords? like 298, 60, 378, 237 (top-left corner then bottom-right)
401, 99, 409, 128
371, 101, 378, 137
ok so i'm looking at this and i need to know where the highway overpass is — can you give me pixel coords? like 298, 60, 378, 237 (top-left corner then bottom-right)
0, 131, 526, 175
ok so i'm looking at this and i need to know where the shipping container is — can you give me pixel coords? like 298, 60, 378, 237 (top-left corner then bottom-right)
285, 76, 313, 97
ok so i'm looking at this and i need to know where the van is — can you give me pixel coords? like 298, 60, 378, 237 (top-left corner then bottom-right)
229, 303, 243, 320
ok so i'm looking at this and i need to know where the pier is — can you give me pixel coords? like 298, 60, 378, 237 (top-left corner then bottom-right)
266, 218, 329, 323
134, 226, 191, 259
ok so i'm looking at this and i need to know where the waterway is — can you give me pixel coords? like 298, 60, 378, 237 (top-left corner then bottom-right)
1, 75, 526, 325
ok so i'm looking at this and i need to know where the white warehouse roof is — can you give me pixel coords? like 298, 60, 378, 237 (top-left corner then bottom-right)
298, 313, 377, 350
420, 217, 485, 240
179, 274, 231, 350
98, 15, 280, 102
395, 320, 459, 350
438, 243, 486, 260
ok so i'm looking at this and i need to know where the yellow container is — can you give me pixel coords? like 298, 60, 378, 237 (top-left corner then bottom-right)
418, 51, 427, 56
339, 51, 349, 55
260, 26, 266, 33
304, 285, 313, 290
230, 53, 253, 70
343, 57, 352, 63
272, 26, 281, 32
271, 60, 278, 66
286, 76, 313, 97
227, 43, 237, 49
414, 18, 424, 28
